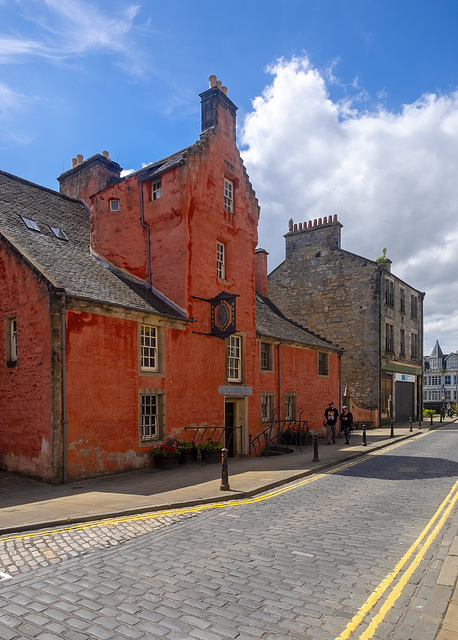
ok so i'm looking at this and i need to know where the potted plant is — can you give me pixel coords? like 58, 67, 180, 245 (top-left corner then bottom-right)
151, 443, 179, 470
196, 439, 223, 464
175, 440, 196, 465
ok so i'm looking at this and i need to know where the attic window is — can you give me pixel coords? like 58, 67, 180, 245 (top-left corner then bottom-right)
109, 199, 120, 212
50, 227, 68, 241
21, 217, 40, 232
151, 179, 162, 201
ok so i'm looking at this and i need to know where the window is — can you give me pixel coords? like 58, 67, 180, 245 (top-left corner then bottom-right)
400, 329, 405, 356
21, 217, 40, 232
385, 323, 394, 353
216, 242, 225, 279
411, 295, 418, 319
227, 335, 241, 382
318, 352, 329, 376
445, 375, 451, 385
224, 179, 234, 213
140, 390, 164, 442
411, 332, 418, 359
5, 316, 17, 364
151, 179, 162, 201
400, 288, 405, 313
261, 393, 274, 423
385, 279, 394, 307
50, 227, 68, 241
428, 375, 442, 386
260, 342, 273, 371
284, 393, 297, 421
141, 325, 158, 371
109, 199, 120, 212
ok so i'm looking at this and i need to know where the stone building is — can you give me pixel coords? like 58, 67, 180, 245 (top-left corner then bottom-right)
268, 216, 424, 426
423, 340, 458, 409
0, 78, 341, 482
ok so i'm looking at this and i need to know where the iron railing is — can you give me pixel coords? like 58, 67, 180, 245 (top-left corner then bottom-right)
249, 408, 309, 457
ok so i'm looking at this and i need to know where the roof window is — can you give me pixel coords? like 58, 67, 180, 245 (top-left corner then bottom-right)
50, 227, 68, 241
21, 217, 40, 232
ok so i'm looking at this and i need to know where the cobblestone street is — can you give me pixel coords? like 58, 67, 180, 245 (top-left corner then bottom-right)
1, 427, 457, 640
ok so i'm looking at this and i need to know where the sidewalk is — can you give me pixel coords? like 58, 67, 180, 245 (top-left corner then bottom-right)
0, 420, 441, 535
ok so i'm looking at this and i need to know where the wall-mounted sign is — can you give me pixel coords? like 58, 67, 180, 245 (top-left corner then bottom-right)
394, 373, 416, 383
211, 291, 238, 339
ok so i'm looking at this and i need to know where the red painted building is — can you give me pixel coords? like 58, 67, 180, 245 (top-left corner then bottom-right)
0, 77, 341, 482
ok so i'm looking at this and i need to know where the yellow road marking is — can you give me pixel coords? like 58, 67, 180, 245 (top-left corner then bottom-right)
334, 476, 458, 640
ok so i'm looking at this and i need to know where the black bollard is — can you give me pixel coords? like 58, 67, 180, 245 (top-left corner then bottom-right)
220, 448, 230, 491
409, 417, 413, 432
430, 412, 433, 426
312, 434, 319, 462
418, 418, 422, 429
362, 424, 367, 446
390, 419, 394, 438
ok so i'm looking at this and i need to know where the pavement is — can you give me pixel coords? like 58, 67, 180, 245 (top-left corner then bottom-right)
0, 417, 457, 638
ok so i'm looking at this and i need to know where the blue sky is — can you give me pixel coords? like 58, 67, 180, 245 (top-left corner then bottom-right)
1, 0, 458, 354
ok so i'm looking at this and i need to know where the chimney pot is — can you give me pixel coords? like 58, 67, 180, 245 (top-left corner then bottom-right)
323, 216, 327, 224
77, 154, 84, 165
72, 157, 77, 168
288, 218, 293, 232
294, 224, 297, 231
221, 86, 228, 96
298, 222, 302, 230
216, 80, 222, 90
102, 150, 110, 159
334, 214, 338, 222
308, 220, 312, 228
318, 217, 322, 225
209, 74, 217, 88
313, 219, 317, 227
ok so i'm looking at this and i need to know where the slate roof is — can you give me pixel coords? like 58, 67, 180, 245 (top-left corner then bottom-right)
0, 170, 186, 320
256, 292, 340, 351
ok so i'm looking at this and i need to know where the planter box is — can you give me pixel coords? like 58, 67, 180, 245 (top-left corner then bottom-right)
153, 455, 179, 471
178, 450, 196, 465
200, 449, 222, 464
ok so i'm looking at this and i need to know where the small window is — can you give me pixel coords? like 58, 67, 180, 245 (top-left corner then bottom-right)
260, 342, 272, 371
50, 227, 68, 241
227, 335, 241, 382
261, 393, 274, 423
217, 242, 225, 279
400, 288, 405, 313
411, 295, 418, 319
284, 393, 297, 421
109, 199, 120, 212
21, 217, 40, 232
385, 323, 394, 353
140, 390, 164, 442
224, 179, 234, 213
400, 329, 405, 356
141, 325, 158, 371
411, 333, 418, 359
5, 316, 17, 365
385, 279, 394, 307
151, 179, 162, 201
318, 352, 329, 376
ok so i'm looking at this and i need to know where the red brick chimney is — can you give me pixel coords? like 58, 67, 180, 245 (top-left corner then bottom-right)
57, 151, 122, 207
200, 75, 237, 143
255, 248, 269, 296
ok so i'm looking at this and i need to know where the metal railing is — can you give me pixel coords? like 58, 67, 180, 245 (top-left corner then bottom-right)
183, 425, 243, 458
249, 409, 309, 457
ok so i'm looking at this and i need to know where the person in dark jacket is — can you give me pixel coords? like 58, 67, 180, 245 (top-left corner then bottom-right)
340, 405, 354, 445
324, 401, 339, 444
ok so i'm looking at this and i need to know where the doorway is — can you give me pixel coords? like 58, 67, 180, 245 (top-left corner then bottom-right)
224, 401, 235, 457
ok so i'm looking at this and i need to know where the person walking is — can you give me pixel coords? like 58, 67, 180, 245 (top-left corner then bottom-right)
324, 401, 339, 444
340, 405, 354, 445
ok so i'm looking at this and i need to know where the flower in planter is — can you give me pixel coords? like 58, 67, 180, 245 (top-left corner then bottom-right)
152, 443, 178, 457
175, 440, 196, 452
195, 439, 223, 451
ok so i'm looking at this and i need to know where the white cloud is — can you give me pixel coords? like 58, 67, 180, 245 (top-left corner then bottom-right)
0, 82, 31, 145
240, 56, 458, 353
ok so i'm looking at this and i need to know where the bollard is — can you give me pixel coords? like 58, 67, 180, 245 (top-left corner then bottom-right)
390, 419, 394, 438
430, 412, 433, 426
220, 448, 230, 491
362, 424, 367, 446
418, 418, 422, 429
312, 434, 319, 462
409, 417, 413, 432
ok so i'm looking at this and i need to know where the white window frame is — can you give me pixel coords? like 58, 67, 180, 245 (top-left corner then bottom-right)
140, 390, 164, 443
227, 335, 241, 382
6, 316, 17, 364
260, 342, 273, 371
141, 325, 158, 371
261, 393, 274, 423
151, 179, 162, 201
284, 392, 297, 421
217, 242, 225, 279
224, 179, 234, 213
109, 199, 120, 212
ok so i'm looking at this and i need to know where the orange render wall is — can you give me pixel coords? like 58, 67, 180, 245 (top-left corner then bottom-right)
255, 344, 341, 435
0, 244, 54, 480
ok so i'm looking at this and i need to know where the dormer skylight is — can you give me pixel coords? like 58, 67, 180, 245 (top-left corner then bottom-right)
50, 226, 68, 241
21, 217, 40, 232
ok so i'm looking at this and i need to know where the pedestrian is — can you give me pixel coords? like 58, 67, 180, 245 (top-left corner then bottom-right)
447, 402, 452, 418
340, 406, 354, 445
324, 401, 339, 444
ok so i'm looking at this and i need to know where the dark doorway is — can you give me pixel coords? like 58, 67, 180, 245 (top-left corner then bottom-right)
225, 402, 235, 457
395, 381, 415, 422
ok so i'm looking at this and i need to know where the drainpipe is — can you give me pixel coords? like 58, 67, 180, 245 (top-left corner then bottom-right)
378, 268, 382, 428
139, 181, 152, 289
59, 294, 68, 483
277, 341, 282, 437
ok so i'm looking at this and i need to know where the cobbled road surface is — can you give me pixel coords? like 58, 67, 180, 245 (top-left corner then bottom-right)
1, 425, 457, 640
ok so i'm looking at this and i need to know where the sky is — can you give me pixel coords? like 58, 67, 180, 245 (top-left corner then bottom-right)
1, 0, 457, 355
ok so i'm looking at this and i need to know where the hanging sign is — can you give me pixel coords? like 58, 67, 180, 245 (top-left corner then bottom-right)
211, 291, 238, 339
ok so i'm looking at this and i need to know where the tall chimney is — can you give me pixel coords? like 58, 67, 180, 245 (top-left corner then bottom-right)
255, 248, 269, 297
200, 75, 237, 142
57, 153, 122, 206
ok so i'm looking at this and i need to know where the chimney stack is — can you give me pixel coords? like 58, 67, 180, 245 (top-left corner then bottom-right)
57, 152, 122, 206
200, 75, 237, 141
255, 248, 269, 297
